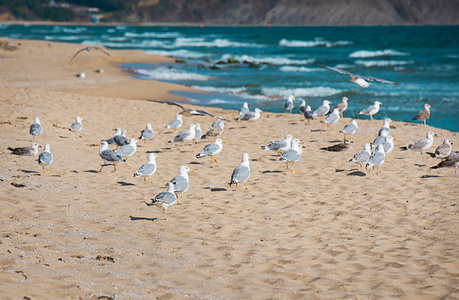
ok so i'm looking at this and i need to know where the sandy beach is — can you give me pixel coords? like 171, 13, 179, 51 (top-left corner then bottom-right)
0, 39, 458, 299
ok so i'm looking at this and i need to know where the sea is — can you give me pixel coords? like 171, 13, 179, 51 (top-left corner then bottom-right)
1, 24, 458, 131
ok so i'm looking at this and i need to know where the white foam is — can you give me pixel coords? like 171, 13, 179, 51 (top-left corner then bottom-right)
125, 32, 181, 38
280, 66, 322, 73
349, 49, 409, 58
208, 99, 226, 104
173, 38, 262, 48
354, 60, 413, 67
279, 38, 352, 48
262, 87, 342, 98
134, 67, 209, 81
145, 49, 209, 59
191, 86, 247, 94
219, 54, 314, 65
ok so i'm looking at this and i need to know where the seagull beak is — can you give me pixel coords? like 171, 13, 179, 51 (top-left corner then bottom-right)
222, 141, 226, 143
249, 158, 253, 161
300, 141, 305, 144
190, 169, 194, 172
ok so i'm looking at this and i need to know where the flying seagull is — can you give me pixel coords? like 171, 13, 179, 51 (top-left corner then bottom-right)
147, 99, 221, 119
319, 64, 399, 89
69, 46, 111, 63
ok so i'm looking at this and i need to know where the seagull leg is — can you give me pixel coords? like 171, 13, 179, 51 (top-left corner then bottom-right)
41, 165, 45, 175
46, 166, 50, 175
112, 163, 117, 172
97, 164, 105, 173
286, 162, 289, 171
244, 183, 249, 190
332, 124, 335, 131
126, 157, 131, 166
143, 177, 146, 184
211, 156, 218, 163
370, 115, 374, 121
149, 177, 152, 185
292, 163, 296, 173
235, 183, 238, 191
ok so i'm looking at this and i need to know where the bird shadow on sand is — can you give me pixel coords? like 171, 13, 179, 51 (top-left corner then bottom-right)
348, 170, 366, 177
415, 164, 427, 167
130, 216, 157, 222
420, 175, 441, 178
210, 187, 227, 192
83, 170, 99, 173
146, 150, 162, 154
311, 129, 325, 133
261, 170, 283, 174
188, 161, 203, 165
117, 181, 135, 186
21, 169, 39, 174
335, 169, 346, 173
328, 140, 343, 143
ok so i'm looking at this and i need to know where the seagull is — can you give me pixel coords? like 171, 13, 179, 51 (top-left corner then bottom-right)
166, 114, 183, 133
38, 143, 53, 175
229, 153, 252, 190
366, 144, 386, 175
239, 102, 249, 116
313, 100, 331, 121
299, 100, 306, 114
320, 140, 352, 152
115, 138, 138, 165
101, 128, 121, 145
372, 130, 390, 149
133, 153, 158, 185
30, 117, 42, 142
97, 141, 126, 172
139, 123, 154, 145
400, 131, 436, 158
194, 123, 202, 143
203, 118, 224, 138
169, 124, 196, 148
428, 139, 453, 159
382, 135, 395, 162
69, 116, 83, 138
413, 104, 431, 126
284, 95, 295, 114
261, 134, 293, 156
147, 99, 220, 118
378, 118, 393, 136
69, 46, 111, 63
169, 165, 194, 204
430, 151, 459, 178
359, 101, 382, 121
196, 138, 224, 163
331, 97, 349, 117
280, 139, 303, 172
238, 108, 262, 121
324, 108, 340, 131
319, 64, 399, 89
113, 130, 129, 149
303, 106, 315, 124
8, 143, 40, 156
151, 182, 177, 216
349, 143, 371, 169
341, 119, 358, 142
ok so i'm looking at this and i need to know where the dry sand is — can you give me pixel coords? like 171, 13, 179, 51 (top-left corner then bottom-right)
0, 39, 458, 299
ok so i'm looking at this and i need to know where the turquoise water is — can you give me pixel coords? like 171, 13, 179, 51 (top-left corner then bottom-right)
1, 24, 458, 131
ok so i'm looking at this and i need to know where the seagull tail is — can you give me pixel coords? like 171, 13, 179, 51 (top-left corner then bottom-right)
228, 180, 237, 187
196, 153, 204, 158
7, 147, 13, 152
399, 146, 408, 151
133, 173, 141, 177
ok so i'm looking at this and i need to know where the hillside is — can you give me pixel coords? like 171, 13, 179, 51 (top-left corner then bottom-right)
0, 0, 458, 25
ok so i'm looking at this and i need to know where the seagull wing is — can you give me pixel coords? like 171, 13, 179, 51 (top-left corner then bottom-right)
94, 46, 111, 57
69, 47, 87, 62
319, 64, 355, 77
147, 99, 188, 112
361, 75, 399, 85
